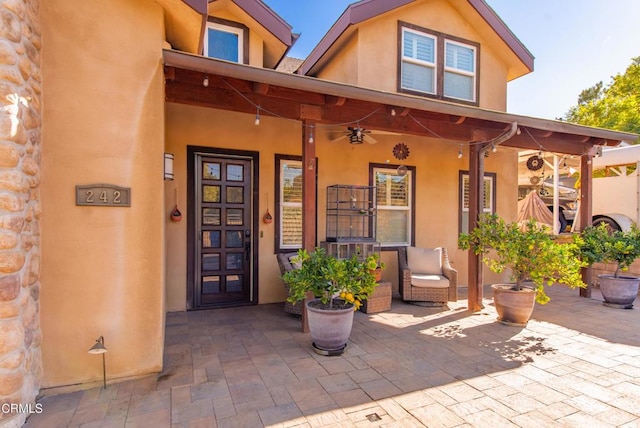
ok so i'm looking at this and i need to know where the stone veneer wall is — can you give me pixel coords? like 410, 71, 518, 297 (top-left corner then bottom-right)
0, 0, 42, 426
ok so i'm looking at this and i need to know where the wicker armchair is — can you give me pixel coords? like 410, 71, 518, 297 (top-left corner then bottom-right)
277, 252, 303, 315
397, 247, 458, 305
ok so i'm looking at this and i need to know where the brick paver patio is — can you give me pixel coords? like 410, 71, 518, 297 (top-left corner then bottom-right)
24, 285, 640, 427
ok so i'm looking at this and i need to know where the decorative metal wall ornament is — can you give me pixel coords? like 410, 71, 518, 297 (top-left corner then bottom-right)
393, 143, 410, 160
526, 155, 544, 171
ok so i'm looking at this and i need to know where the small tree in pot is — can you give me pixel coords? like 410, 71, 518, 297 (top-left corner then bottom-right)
283, 247, 378, 354
459, 214, 586, 325
578, 223, 640, 308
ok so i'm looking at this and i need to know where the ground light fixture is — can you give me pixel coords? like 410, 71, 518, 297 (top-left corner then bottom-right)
88, 336, 108, 389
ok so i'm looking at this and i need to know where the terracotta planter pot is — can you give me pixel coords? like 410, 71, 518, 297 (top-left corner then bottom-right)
370, 268, 383, 282
306, 299, 354, 355
491, 284, 536, 326
598, 274, 640, 309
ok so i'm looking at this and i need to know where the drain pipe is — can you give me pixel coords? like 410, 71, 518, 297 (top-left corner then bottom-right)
468, 121, 519, 312
479, 122, 519, 156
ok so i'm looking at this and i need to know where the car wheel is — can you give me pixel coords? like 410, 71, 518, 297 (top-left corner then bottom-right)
592, 217, 621, 233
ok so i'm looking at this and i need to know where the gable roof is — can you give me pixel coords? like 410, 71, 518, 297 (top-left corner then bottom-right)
159, 0, 298, 64
218, 0, 298, 47
226, 0, 300, 68
297, 0, 534, 78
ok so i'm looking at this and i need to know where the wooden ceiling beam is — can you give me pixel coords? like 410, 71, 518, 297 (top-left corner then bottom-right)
450, 115, 467, 125
325, 95, 346, 106
253, 82, 270, 95
501, 134, 600, 155
166, 68, 612, 154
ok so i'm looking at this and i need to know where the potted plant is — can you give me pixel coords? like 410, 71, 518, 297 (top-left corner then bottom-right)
282, 247, 378, 354
458, 214, 586, 325
365, 253, 386, 282
578, 223, 640, 308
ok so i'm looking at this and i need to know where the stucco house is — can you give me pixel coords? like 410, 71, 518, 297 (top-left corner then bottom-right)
0, 0, 636, 425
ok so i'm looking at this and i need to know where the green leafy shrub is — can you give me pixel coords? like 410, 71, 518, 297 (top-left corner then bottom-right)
578, 223, 640, 278
282, 247, 378, 310
458, 214, 586, 304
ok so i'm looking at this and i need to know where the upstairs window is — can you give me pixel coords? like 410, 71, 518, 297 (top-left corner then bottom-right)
399, 22, 479, 105
204, 18, 248, 64
401, 29, 436, 95
444, 41, 476, 101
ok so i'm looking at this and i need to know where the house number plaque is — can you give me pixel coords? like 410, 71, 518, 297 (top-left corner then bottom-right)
76, 184, 131, 207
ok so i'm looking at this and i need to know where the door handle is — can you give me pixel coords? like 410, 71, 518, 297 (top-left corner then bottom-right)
245, 242, 250, 261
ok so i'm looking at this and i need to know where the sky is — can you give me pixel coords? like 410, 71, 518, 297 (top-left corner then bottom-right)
262, 0, 640, 121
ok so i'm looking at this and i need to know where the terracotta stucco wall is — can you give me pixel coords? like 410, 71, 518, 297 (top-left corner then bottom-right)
40, 0, 166, 387
317, 0, 511, 112
165, 104, 518, 311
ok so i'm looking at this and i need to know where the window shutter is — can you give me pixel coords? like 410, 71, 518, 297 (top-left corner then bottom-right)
281, 162, 303, 247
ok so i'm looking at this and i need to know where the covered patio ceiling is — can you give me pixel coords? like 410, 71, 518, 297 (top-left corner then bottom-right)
163, 50, 636, 155
163, 49, 638, 316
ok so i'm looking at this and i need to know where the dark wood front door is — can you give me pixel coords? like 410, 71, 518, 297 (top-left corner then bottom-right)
191, 152, 255, 308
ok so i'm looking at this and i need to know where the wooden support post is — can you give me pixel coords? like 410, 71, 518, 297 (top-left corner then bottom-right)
300, 119, 317, 332
467, 142, 485, 312
579, 154, 594, 298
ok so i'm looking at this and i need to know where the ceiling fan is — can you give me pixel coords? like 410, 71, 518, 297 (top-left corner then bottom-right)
331, 126, 378, 145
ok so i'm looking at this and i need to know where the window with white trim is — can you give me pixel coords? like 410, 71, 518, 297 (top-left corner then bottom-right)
399, 22, 479, 104
204, 18, 248, 63
401, 28, 437, 95
444, 40, 476, 101
276, 157, 303, 251
372, 165, 415, 246
459, 171, 496, 233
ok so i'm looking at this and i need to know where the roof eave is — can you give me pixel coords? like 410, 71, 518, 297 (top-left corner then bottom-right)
298, 0, 414, 76
231, 0, 295, 47
164, 50, 637, 146
467, 0, 534, 73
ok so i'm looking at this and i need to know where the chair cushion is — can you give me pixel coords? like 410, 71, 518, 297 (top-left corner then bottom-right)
407, 247, 442, 275
289, 255, 302, 270
411, 274, 450, 288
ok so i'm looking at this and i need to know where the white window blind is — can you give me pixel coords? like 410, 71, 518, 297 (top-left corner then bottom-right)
444, 41, 476, 101
280, 160, 302, 248
401, 29, 436, 94
374, 168, 412, 245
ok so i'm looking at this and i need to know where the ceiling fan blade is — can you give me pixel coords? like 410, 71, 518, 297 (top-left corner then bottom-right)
364, 134, 378, 144
330, 134, 348, 143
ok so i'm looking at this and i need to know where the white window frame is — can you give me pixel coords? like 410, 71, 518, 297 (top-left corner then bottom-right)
460, 171, 496, 233
373, 166, 413, 247
444, 39, 477, 102
400, 27, 437, 95
398, 22, 479, 105
204, 21, 244, 63
278, 158, 303, 250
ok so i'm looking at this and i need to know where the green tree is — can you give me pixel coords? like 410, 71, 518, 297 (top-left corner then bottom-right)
564, 56, 640, 141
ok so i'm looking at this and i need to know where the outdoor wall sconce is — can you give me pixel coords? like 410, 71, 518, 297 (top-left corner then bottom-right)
164, 153, 174, 180
88, 336, 108, 389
